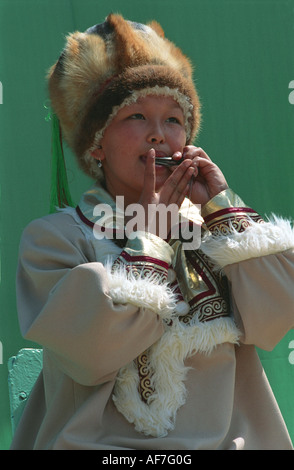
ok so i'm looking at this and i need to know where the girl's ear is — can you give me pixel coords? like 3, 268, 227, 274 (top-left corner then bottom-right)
90, 147, 104, 161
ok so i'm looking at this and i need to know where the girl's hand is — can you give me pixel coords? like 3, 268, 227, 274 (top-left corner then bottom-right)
180, 146, 228, 205
135, 148, 195, 237
130, 147, 227, 238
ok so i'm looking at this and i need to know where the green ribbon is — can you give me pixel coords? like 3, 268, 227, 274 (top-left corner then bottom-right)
46, 107, 74, 213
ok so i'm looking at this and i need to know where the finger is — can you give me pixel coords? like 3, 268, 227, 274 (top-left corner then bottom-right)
173, 167, 195, 206
162, 161, 195, 205
183, 146, 212, 162
167, 151, 183, 173
142, 148, 156, 199
171, 151, 183, 161
193, 155, 216, 173
192, 156, 228, 193
175, 176, 194, 207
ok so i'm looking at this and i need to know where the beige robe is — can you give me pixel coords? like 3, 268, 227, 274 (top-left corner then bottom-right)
10, 187, 294, 449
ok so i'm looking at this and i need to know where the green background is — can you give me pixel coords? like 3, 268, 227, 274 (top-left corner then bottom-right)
1, 0, 294, 449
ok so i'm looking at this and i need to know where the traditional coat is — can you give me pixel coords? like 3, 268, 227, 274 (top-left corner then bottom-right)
10, 185, 294, 450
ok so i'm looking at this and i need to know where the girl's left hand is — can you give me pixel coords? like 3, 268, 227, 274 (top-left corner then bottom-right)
178, 146, 228, 205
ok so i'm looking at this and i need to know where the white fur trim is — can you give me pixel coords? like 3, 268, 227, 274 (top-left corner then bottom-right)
113, 315, 240, 437
201, 215, 294, 269
105, 261, 177, 321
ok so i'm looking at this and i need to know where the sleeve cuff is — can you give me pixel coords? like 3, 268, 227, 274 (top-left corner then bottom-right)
200, 189, 294, 268
108, 231, 176, 320
201, 188, 263, 234
112, 231, 174, 284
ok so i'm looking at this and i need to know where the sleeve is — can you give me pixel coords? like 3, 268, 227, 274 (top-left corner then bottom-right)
16, 216, 176, 386
200, 189, 294, 350
106, 231, 176, 320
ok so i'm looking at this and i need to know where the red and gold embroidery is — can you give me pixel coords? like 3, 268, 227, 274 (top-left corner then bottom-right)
204, 207, 263, 235
112, 250, 169, 284
136, 352, 154, 404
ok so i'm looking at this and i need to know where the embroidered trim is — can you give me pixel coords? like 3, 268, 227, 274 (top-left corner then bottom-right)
204, 207, 258, 225
184, 249, 230, 323
113, 250, 169, 284
76, 205, 93, 228
204, 207, 263, 234
136, 352, 154, 404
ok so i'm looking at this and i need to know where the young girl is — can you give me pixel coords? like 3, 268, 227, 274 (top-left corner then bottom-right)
11, 14, 294, 450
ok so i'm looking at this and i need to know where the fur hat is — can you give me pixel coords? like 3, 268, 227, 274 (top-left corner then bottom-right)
48, 13, 201, 179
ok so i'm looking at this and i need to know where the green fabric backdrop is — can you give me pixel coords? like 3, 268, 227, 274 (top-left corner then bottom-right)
1, 0, 294, 449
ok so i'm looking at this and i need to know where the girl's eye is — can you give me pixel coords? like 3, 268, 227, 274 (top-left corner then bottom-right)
167, 117, 181, 124
128, 113, 145, 120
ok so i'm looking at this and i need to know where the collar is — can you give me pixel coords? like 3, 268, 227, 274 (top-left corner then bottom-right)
76, 182, 204, 231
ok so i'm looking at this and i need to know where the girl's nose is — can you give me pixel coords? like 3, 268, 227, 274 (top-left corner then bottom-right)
147, 123, 165, 144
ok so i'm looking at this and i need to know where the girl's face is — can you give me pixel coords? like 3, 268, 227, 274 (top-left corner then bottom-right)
93, 95, 187, 205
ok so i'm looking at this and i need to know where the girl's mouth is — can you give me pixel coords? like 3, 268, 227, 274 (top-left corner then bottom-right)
154, 156, 185, 167
140, 152, 183, 168
139, 156, 169, 172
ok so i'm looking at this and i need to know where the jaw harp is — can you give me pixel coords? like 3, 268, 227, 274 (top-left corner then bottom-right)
155, 156, 185, 167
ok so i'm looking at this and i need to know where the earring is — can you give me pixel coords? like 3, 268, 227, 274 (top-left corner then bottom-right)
95, 145, 102, 167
